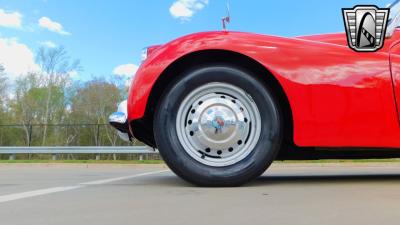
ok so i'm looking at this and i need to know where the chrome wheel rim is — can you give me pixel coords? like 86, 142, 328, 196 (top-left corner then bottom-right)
176, 82, 261, 167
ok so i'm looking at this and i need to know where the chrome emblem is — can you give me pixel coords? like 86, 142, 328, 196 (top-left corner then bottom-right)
342, 5, 390, 52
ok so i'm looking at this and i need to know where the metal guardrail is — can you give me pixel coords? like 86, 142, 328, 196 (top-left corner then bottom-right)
0, 146, 158, 160
0, 146, 155, 154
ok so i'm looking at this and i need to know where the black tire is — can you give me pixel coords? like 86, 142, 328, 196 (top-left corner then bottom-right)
154, 65, 282, 186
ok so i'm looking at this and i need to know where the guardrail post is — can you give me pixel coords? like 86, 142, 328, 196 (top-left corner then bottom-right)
28, 124, 33, 147
96, 124, 100, 146
9, 154, 16, 160
139, 154, 143, 161
96, 154, 100, 160
51, 154, 58, 160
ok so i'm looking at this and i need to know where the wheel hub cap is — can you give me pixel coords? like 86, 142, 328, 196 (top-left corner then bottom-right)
176, 83, 261, 167
196, 98, 245, 150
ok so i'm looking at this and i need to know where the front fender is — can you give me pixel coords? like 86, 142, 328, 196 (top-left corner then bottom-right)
127, 31, 297, 121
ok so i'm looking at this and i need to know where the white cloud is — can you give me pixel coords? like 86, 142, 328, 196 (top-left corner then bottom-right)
38, 17, 70, 35
169, 0, 208, 21
39, 40, 57, 48
0, 9, 22, 28
113, 64, 138, 88
113, 64, 138, 77
0, 37, 40, 79
68, 70, 79, 79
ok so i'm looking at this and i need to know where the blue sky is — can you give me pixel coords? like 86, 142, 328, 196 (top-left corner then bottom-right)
0, 0, 392, 82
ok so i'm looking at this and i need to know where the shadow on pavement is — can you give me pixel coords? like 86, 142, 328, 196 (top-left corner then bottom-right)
250, 173, 400, 186
126, 171, 400, 188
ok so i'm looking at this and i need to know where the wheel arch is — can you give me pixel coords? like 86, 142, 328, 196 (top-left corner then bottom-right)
134, 49, 294, 149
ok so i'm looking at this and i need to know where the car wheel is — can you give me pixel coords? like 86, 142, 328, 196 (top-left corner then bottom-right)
154, 65, 282, 186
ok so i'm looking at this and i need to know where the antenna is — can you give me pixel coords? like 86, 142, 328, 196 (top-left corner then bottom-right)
222, 1, 231, 31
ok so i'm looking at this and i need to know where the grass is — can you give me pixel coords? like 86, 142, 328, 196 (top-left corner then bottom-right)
1, 158, 400, 164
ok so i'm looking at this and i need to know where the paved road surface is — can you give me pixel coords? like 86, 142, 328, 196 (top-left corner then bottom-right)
0, 163, 400, 225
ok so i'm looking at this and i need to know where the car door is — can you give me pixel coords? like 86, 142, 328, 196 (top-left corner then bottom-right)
270, 33, 400, 147
389, 32, 400, 123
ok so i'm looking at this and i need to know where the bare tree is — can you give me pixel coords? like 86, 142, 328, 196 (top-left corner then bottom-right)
36, 46, 81, 145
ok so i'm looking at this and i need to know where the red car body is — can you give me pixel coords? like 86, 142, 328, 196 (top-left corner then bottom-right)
127, 29, 400, 150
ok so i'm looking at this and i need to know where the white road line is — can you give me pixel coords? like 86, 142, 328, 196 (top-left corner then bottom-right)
80, 170, 170, 185
0, 186, 83, 203
0, 170, 169, 203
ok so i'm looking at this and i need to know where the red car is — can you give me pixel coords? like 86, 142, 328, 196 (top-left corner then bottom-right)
110, 2, 400, 186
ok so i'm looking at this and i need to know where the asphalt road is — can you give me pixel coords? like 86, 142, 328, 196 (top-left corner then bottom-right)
0, 163, 400, 225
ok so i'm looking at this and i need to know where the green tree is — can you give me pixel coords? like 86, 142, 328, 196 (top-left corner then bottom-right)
12, 73, 43, 145
11, 72, 67, 146
70, 79, 122, 146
